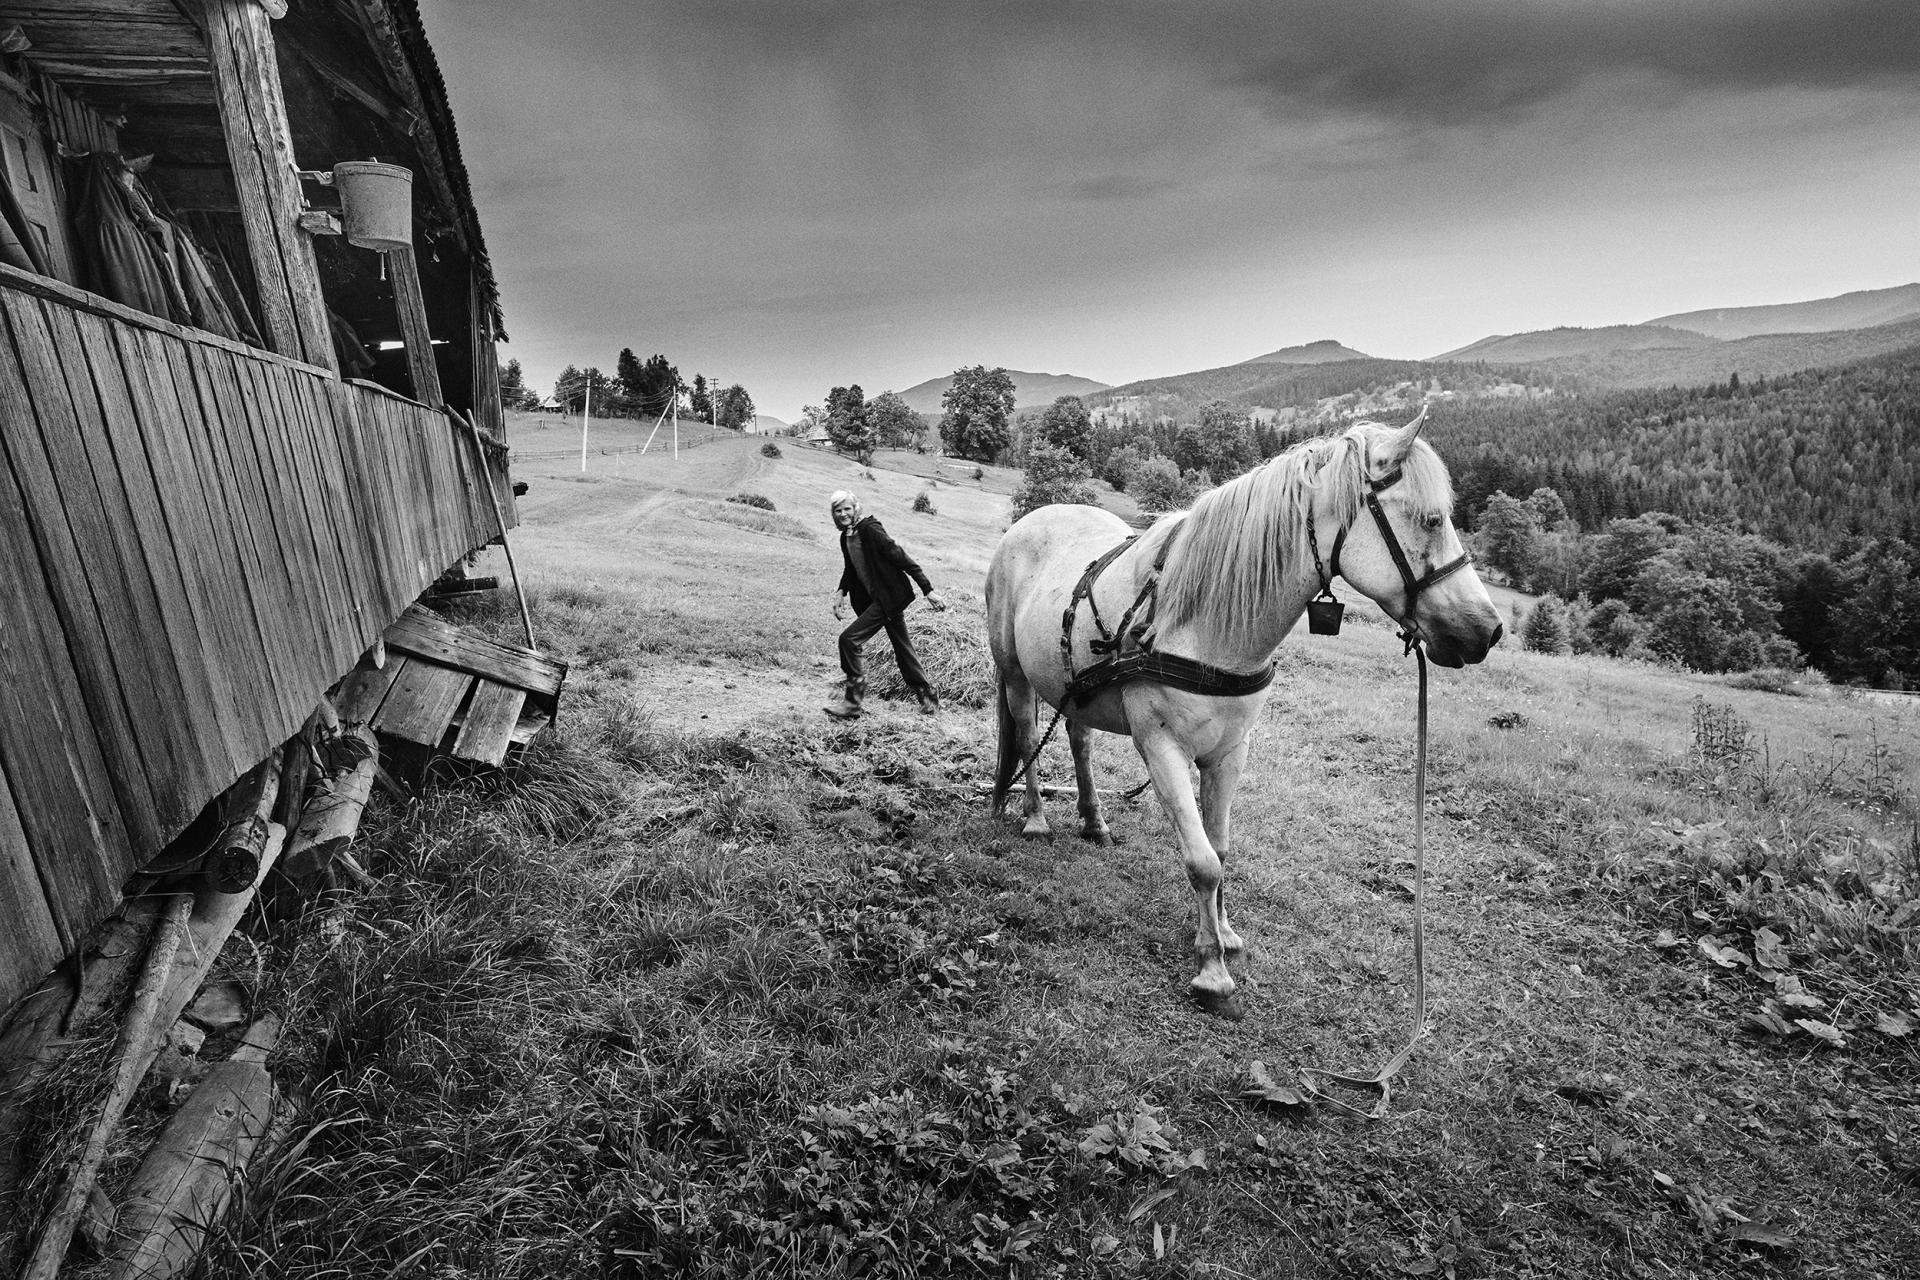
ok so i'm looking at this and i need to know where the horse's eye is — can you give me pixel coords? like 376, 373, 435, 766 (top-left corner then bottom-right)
1422, 514, 1444, 532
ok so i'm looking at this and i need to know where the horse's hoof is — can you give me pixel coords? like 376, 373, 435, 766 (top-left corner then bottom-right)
1084, 828, 1114, 848
1190, 987, 1244, 1021
1021, 818, 1051, 839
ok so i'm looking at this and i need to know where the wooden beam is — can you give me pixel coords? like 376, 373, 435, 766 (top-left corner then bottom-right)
386, 247, 441, 406
283, 35, 416, 135
197, 0, 336, 371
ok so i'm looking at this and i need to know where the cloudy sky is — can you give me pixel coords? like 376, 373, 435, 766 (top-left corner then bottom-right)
419, 0, 1920, 422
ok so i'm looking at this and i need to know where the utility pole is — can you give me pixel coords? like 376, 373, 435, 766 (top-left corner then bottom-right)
579, 375, 591, 472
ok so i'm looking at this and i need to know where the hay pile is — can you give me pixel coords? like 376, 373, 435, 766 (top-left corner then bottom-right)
863, 605, 996, 708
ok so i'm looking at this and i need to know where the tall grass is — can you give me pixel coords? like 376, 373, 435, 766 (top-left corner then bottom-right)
211, 706, 1213, 1278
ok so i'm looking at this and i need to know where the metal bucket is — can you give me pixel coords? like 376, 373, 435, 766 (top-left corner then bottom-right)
1306, 596, 1345, 635
333, 160, 413, 251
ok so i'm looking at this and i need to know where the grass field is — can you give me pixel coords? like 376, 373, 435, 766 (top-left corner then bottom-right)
207, 423, 1918, 1278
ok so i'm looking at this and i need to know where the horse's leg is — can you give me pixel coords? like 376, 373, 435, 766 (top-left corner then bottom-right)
1198, 740, 1249, 960
1133, 725, 1237, 1016
1067, 718, 1111, 846
991, 677, 1019, 816
997, 672, 1051, 837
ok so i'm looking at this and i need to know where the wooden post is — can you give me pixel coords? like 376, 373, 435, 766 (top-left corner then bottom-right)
281, 724, 378, 886
105, 1015, 282, 1280
386, 247, 443, 406
22, 894, 195, 1280
199, 0, 336, 371
12, 828, 283, 1279
0, 903, 162, 1260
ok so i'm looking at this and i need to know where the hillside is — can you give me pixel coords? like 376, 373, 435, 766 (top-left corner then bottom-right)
1431, 324, 1716, 363
1234, 338, 1372, 365
1647, 282, 1920, 340
897, 369, 1111, 415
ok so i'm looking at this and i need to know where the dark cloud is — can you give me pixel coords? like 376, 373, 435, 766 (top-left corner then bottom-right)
1220, 1, 1920, 126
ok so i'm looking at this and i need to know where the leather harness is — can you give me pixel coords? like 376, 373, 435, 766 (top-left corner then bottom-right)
1060, 463, 1474, 704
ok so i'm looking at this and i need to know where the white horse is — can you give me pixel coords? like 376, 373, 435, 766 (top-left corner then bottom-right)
985, 410, 1503, 1016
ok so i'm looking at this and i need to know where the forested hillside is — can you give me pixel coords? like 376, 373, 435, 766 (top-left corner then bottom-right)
1434, 348, 1920, 546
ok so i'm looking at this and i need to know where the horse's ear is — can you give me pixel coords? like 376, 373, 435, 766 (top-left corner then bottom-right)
1384, 403, 1429, 464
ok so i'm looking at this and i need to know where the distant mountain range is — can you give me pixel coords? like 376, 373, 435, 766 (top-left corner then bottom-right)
1644, 283, 1920, 340
1424, 283, 1920, 388
890, 282, 1920, 429
896, 369, 1112, 415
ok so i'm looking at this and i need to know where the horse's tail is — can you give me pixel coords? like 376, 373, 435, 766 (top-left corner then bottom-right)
991, 678, 1020, 815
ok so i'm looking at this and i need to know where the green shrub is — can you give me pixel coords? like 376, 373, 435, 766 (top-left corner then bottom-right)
760, 441, 782, 458
1010, 441, 1096, 521
1520, 596, 1571, 654
912, 490, 936, 515
728, 492, 775, 511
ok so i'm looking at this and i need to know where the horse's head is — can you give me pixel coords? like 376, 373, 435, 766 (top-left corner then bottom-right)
1331, 410, 1504, 667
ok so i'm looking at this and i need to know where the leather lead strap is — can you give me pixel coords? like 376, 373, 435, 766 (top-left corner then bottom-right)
1298, 644, 1430, 1119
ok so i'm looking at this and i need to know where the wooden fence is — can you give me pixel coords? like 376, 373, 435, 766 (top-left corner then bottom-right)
0, 263, 513, 1011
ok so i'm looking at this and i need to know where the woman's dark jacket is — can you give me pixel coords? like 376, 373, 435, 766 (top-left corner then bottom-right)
838, 516, 934, 614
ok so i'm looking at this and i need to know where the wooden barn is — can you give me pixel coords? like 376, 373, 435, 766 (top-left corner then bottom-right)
0, 0, 539, 1022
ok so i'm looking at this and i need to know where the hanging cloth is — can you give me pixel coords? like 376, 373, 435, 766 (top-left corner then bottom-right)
67, 152, 190, 322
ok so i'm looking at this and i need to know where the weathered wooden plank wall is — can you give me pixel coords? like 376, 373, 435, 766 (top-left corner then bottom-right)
0, 264, 509, 1010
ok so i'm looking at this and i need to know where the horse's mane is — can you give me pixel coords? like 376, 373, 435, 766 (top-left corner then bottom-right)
1149, 420, 1455, 651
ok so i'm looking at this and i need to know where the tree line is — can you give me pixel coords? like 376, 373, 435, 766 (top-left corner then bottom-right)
1433, 356, 1920, 548
497, 353, 756, 430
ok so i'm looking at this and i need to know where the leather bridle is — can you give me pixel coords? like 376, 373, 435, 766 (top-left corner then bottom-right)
1308, 464, 1474, 644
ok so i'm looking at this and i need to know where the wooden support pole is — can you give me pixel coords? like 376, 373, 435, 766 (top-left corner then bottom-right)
0, 902, 163, 1260
199, 0, 336, 370
386, 246, 443, 407
105, 1015, 282, 1280
12, 828, 283, 1279
22, 893, 195, 1280
452, 407, 536, 649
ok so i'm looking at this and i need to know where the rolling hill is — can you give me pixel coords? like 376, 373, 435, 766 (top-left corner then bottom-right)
1645, 282, 1920, 340
1431, 324, 1716, 363
1460, 315, 1920, 391
896, 369, 1111, 415
1234, 338, 1373, 365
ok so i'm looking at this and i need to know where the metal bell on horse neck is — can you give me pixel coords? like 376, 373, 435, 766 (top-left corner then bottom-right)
1307, 590, 1345, 636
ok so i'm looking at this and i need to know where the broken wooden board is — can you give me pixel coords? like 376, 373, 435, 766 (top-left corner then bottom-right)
448, 681, 526, 767
371, 658, 473, 747
383, 603, 564, 698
